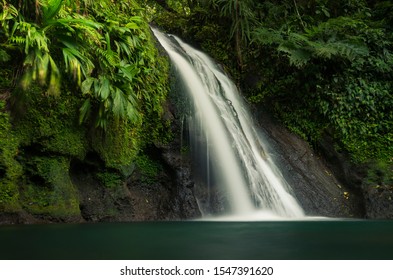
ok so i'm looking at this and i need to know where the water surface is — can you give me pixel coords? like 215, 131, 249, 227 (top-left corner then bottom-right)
1, 221, 393, 260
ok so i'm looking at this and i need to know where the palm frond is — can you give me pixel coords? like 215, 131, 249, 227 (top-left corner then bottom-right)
62, 46, 93, 84
79, 98, 91, 124
47, 55, 61, 96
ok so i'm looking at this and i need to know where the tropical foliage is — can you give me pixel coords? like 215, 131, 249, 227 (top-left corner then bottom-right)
0, 0, 170, 215
1, 0, 167, 129
1, 0, 392, 218
151, 0, 392, 186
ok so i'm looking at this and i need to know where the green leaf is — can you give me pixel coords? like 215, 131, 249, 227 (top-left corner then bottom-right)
125, 22, 139, 30
81, 78, 94, 95
79, 98, 91, 124
47, 55, 61, 96
99, 77, 111, 100
43, 0, 64, 22
112, 88, 125, 118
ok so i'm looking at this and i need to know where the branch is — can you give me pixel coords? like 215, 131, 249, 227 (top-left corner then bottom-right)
293, 0, 306, 30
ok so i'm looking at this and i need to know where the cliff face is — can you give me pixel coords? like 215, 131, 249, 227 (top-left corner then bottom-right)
253, 109, 364, 218
253, 107, 393, 219
73, 107, 201, 222
0, 101, 201, 225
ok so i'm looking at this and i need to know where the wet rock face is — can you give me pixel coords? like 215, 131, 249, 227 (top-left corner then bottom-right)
125, 104, 201, 221
72, 113, 201, 222
125, 146, 201, 221
363, 186, 393, 219
156, 109, 202, 220
317, 134, 393, 219
254, 109, 365, 218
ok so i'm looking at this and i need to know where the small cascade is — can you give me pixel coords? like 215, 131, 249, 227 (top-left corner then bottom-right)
152, 27, 304, 218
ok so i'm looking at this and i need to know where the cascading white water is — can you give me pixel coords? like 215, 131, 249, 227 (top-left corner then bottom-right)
152, 28, 304, 218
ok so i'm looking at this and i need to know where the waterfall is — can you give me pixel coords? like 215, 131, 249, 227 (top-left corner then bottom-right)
152, 28, 304, 219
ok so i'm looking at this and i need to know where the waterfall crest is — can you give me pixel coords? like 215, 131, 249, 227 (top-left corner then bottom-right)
152, 28, 304, 218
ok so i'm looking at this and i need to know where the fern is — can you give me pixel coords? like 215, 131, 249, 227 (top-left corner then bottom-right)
0, 49, 10, 62
94, 46, 119, 69
214, 0, 256, 41
253, 20, 370, 68
9, 36, 26, 45
251, 27, 283, 45
2, 0, 153, 130
333, 40, 369, 59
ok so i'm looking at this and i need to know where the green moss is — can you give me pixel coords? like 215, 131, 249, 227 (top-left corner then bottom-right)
0, 101, 23, 211
135, 154, 161, 184
92, 119, 141, 169
20, 156, 80, 218
363, 160, 393, 188
2, 86, 84, 218
14, 87, 88, 159
96, 171, 123, 189
341, 133, 393, 164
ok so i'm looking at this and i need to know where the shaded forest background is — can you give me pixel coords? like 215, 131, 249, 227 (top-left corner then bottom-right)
0, 0, 392, 220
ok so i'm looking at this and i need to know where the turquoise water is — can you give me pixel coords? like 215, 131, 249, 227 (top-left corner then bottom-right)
1, 221, 393, 259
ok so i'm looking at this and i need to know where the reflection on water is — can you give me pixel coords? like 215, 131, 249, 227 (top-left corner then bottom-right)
1, 221, 393, 260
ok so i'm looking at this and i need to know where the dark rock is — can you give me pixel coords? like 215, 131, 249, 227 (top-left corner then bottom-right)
254, 109, 364, 218
0, 212, 36, 225
318, 135, 367, 189
363, 185, 393, 219
72, 170, 135, 223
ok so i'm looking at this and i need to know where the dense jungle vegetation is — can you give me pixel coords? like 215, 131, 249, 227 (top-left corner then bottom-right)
150, 0, 392, 192
0, 0, 392, 219
0, 0, 170, 218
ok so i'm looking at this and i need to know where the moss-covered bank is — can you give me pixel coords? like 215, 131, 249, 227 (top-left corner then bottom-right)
0, 0, 188, 223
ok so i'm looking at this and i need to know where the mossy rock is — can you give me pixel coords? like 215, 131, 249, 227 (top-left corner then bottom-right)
20, 156, 81, 219
92, 119, 141, 169
13, 87, 88, 159
0, 101, 23, 212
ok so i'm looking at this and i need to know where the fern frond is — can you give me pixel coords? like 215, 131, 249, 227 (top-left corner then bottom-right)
277, 43, 312, 67
94, 46, 120, 67
251, 27, 283, 45
310, 41, 339, 59
333, 40, 369, 60
9, 36, 26, 45
288, 32, 310, 48
0, 49, 10, 62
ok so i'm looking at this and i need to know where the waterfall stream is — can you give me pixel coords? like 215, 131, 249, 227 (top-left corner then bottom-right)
152, 28, 304, 219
